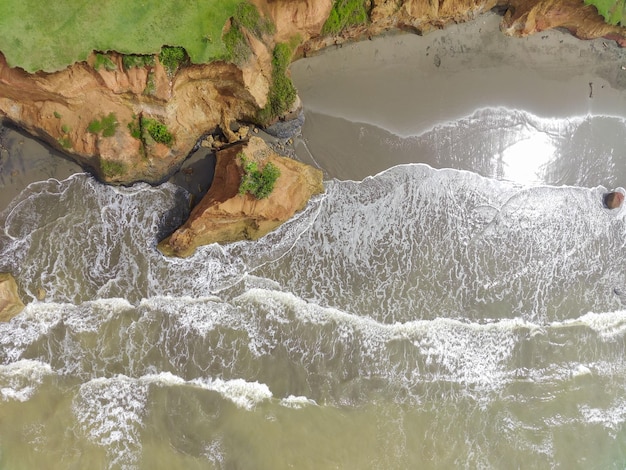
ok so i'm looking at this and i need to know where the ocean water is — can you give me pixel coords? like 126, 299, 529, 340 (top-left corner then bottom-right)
1, 105, 626, 468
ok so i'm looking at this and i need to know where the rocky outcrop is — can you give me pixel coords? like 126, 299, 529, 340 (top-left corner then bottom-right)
500, 0, 626, 44
1, 0, 626, 185
0, 273, 25, 322
158, 137, 324, 257
604, 191, 624, 209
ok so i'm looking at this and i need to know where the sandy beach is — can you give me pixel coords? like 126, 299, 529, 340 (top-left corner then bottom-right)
0, 124, 83, 211
291, 11, 626, 181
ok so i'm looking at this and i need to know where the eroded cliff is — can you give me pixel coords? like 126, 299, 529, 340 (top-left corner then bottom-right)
0, 0, 625, 184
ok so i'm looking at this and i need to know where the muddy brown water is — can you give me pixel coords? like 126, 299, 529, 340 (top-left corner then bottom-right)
1, 12, 626, 469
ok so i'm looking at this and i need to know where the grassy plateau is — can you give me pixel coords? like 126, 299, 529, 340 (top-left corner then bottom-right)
0, 0, 242, 72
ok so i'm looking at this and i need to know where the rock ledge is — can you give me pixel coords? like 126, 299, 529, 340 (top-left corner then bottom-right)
158, 137, 324, 257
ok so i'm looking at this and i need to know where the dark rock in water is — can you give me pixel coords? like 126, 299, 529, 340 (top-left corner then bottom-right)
264, 110, 305, 139
603, 191, 624, 209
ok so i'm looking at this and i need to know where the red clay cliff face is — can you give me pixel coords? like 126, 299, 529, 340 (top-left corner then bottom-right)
158, 137, 324, 257
500, 0, 626, 44
0, 0, 625, 184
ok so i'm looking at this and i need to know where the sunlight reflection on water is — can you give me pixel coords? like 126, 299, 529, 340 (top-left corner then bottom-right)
500, 131, 556, 185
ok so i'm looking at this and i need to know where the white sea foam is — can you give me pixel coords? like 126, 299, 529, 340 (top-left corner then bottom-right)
71, 370, 273, 470
280, 395, 318, 409
0, 359, 52, 401
579, 397, 626, 435
191, 377, 272, 410
73, 375, 148, 470
203, 438, 226, 466
235, 288, 529, 389
0, 302, 64, 362
565, 310, 626, 339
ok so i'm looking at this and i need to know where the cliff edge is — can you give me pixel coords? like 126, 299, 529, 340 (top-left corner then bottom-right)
1, 0, 625, 185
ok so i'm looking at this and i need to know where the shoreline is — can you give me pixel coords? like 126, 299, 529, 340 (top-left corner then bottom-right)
3, 11, 626, 210
0, 123, 83, 212
290, 11, 626, 181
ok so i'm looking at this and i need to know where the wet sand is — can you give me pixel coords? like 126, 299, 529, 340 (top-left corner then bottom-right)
291, 11, 626, 180
0, 124, 83, 211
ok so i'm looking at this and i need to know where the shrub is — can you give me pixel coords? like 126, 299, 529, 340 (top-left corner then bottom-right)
142, 117, 173, 145
222, 22, 251, 65
159, 46, 187, 75
257, 42, 297, 124
128, 114, 141, 139
122, 53, 155, 70
238, 152, 280, 199
93, 53, 117, 71
57, 136, 72, 149
61, 124, 70, 133
88, 113, 118, 137
322, 0, 369, 35
101, 159, 126, 178
143, 71, 156, 95
234, 2, 275, 37
53, 111, 61, 119
223, 2, 274, 65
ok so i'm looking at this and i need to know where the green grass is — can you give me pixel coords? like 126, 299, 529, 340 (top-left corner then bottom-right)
223, 23, 252, 65
234, 2, 275, 37
0, 0, 245, 72
238, 152, 280, 199
585, 0, 626, 25
87, 113, 118, 137
322, 0, 370, 35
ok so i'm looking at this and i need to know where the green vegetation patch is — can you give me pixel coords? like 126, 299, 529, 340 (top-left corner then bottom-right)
223, 2, 274, 65
238, 152, 280, 199
234, 2, 275, 37
144, 71, 156, 96
257, 42, 297, 124
159, 46, 187, 75
0, 0, 246, 72
142, 117, 173, 146
88, 113, 119, 137
128, 114, 142, 139
101, 160, 126, 178
93, 53, 117, 71
585, 0, 626, 25
322, 0, 370, 35
122, 53, 155, 70
223, 23, 252, 65
57, 136, 72, 149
